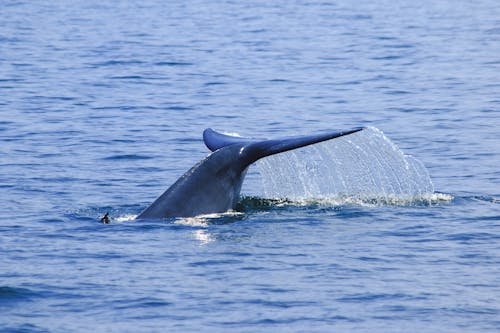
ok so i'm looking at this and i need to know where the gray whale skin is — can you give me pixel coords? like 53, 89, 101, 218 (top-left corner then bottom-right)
137, 127, 363, 219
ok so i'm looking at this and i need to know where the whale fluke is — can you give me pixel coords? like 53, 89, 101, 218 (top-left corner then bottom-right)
137, 127, 364, 219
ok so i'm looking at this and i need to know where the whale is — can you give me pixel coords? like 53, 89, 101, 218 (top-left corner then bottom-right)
137, 127, 364, 219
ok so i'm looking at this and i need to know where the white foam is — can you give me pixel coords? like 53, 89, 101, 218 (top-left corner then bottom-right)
113, 214, 138, 222
174, 210, 243, 226
269, 192, 453, 207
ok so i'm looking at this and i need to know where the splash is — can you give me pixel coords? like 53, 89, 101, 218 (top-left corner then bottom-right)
256, 127, 446, 206
174, 211, 244, 226
113, 214, 138, 222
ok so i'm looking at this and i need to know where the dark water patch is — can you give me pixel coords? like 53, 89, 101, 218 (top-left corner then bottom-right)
102, 154, 153, 161
0, 35, 23, 43
375, 36, 398, 40
372, 55, 403, 60
468, 195, 500, 204
245, 28, 267, 33
240, 15, 261, 22
388, 107, 430, 113
318, 56, 348, 61
112, 297, 172, 310
0, 225, 25, 232
111, 139, 136, 143
383, 44, 414, 49
34, 232, 80, 240
338, 80, 362, 86
0, 286, 40, 307
11, 63, 33, 67
1, 323, 50, 333
463, 214, 500, 221
267, 79, 290, 83
448, 306, 499, 315
215, 251, 253, 259
356, 256, 390, 263
109, 75, 144, 80
154, 61, 193, 66
137, 166, 163, 173
445, 232, 498, 243
333, 208, 374, 219
384, 228, 430, 238
35, 153, 62, 158
255, 286, 297, 294
0, 286, 35, 299
239, 266, 266, 271
31, 176, 82, 183
241, 299, 315, 309
457, 252, 494, 261
0, 78, 24, 83
204, 81, 226, 86
24, 95, 76, 102
381, 304, 409, 313
165, 106, 193, 111
90, 60, 145, 67
483, 60, 500, 65
223, 315, 359, 326
189, 259, 243, 267
81, 81, 113, 89
93, 182, 113, 187
337, 292, 415, 303
171, 137, 199, 144
209, 114, 239, 120
346, 14, 372, 20
385, 90, 411, 95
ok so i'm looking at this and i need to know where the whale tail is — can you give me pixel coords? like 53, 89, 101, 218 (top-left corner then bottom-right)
138, 127, 364, 219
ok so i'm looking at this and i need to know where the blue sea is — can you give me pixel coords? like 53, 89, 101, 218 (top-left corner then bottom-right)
1, 1, 499, 332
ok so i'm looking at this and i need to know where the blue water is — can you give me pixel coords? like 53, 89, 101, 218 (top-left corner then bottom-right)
1, 1, 499, 332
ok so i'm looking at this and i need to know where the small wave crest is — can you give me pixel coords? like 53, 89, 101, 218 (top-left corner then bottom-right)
0, 286, 38, 302
102, 154, 153, 161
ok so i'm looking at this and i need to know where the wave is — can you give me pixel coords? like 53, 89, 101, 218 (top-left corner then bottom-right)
0, 286, 39, 303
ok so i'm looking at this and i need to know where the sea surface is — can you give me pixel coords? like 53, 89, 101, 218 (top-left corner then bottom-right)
1, 1, 499, 332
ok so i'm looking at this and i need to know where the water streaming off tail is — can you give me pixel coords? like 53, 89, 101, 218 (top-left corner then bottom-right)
256, 127, 441, 206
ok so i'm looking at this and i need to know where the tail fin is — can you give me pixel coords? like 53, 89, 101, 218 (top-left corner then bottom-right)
139, 127, 365, 219
243, 127, 364, 164
203, 127, 365, 165
203, 128, 255, 151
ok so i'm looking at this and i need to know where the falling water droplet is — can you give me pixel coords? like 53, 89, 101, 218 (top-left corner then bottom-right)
256, 127, 438, 206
